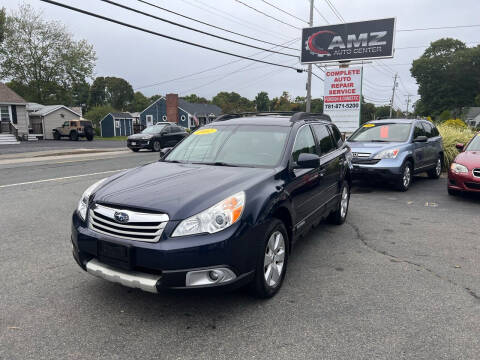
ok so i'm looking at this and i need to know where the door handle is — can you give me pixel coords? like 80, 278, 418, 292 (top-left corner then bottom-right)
319, 168, 326, 177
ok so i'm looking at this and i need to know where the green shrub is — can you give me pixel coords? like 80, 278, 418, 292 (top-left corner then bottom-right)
439, 110, 451, 121
437, 123, 474, 168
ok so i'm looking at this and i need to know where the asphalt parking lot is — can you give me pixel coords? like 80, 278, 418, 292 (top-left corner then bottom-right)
0, 153, 479, 359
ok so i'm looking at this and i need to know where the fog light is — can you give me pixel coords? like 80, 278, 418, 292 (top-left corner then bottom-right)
185, 268, 236, 287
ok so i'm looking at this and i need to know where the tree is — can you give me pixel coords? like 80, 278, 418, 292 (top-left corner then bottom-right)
0, 4, 96, 104
361, 99, 376, 124
271, 91, 292, 111
255, 91, 270, 111
375, 105, 390, 119
0, 8, 5, 44
311, 98, 324, 113
128, 91, 150, 112
84, 104, 117, 129
212, 91, 254, 113
411, 38, 480, 115
88, 76, 134, 110
181, 94, 209, 104
475, 94, 480, 106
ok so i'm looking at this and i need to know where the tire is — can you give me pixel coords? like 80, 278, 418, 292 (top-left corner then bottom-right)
53, 131, 60, 140
328, 182, 350, 225
395, 161, 412, 192
70, 131, 78, 141
86, 134, 94, 141
427, 156, 442, 179
152, 140, 161, 152
250, 219, 289, 298
131, 148, 139, 152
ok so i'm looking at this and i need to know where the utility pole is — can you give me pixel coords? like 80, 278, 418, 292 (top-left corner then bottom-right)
305, 0, 314, 112
389, 73, 398, 118
405, 94, 412, 118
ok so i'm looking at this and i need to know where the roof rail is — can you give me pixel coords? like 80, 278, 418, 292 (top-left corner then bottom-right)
213, 111, 331, 123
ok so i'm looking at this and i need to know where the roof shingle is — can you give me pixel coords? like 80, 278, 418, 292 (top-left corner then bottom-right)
0, 83, 26, 104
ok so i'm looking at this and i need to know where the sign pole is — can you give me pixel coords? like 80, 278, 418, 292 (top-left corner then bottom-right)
305, 0, 314, 113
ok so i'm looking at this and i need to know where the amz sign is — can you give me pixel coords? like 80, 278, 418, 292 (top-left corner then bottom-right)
301, 18, 395, 63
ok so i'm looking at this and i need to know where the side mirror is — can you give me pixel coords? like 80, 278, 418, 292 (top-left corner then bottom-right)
414, 135, 428, 143
455, 143, 464, 151
159, 147, 173, 159
295, 153, 320, 169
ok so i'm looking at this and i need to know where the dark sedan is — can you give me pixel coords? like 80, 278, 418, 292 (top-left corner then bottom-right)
127, 123, 188, 152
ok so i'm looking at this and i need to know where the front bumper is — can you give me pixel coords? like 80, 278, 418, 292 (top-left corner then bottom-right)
351, 158, 403, 180
71, 212, 259, 292
127, 139, 151, 150
448, 170, 480, 193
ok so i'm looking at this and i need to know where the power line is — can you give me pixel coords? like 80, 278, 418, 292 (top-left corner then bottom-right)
396, 41, 479, 50
100, 0, 297, 57
260, 0, 308, 24
135, 37, 299, 90
398, 24, 480, 32
185, 0, 291, 41
323, 0, 345, 22
233, 0, 301, 29
39, 0, 304, 73
134, 0, 298, 51
313, 5, 330, 24
312, 72, 324, 81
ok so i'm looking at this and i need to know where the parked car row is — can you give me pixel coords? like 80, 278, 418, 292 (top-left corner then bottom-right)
71, 112, 479, 300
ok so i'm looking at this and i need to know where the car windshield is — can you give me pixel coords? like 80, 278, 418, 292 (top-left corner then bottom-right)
165, 125, 290, 167
349, 123, 412, 142
465, 134, 480, 151
142, 125, 166, 134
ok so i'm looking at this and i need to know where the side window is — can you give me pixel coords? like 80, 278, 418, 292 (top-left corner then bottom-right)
413, 123, 425, 138
422, 122, 433, 138
312, 124, 336, 155
292, 125, 316, 163
63, 121, 69, 127
329, 124, 343, 147
431, 124, 439, 137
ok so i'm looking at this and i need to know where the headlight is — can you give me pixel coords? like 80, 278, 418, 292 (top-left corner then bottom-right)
172, 191, 245, 237
374, 148, 399, 159
450, 163, 468, 174
76, 178, 108, 221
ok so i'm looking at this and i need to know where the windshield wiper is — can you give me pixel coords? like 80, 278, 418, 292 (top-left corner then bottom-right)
370, 139, 389, 142
193, 161, 238, 167
163, 160, 182, 163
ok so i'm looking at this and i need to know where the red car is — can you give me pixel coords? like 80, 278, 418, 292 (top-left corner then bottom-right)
448, 132, 480, 195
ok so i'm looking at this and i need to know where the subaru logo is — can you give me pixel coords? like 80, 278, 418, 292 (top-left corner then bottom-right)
114, 211, 129, 224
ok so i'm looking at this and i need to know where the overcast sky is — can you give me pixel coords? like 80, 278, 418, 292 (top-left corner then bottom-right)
3, 0, 480, 110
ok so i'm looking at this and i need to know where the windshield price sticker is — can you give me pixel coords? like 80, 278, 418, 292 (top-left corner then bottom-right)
194, 128, 217, 135
363, 124, 375, 127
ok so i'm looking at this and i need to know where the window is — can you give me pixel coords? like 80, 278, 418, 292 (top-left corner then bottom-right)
329, 124, 343, 147
70, 121, 77, 127
349, 123, 413, 143
0, 106, 10, 122
162, 115, 167, 121
63, 121, 69, 127
413, 122, 425, 138
431, 125, 439, 137
292, 125, 316, 163
312, 124, 336, 155
422, 122, 433, 138
166, 125, 290, 167
181, 115, 186, 121
146, 115, 153, 125
115, 120, 120, 128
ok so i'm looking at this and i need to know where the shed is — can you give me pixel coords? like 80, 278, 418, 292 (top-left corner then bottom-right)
28, 105, 82, 139
100, 112, 134, 137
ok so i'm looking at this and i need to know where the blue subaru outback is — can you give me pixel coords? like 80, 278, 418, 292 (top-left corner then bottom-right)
347, 119, 443, 191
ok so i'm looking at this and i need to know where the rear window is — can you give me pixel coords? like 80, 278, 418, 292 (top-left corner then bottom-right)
80, 121, 91, 127
349, 123, 412, 142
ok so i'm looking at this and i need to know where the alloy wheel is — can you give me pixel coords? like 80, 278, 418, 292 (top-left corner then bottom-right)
403, 165, 411, 188
340, 185, 349, 219
264, 231, 286, 288
435, 158, 442, 176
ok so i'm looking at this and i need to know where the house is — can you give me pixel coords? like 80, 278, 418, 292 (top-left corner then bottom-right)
0, 83, 29, 144
140, 94, 222, 129
100, 112, 134, 137
465, 107, 480, 128
28, 104, 82, 140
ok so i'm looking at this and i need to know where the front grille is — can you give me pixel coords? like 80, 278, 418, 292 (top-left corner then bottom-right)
352, 158, 380, 165
465, 182, 480, 190
88, 204, 169, 243
352, 152, 371, 158
473, 168, 480, 178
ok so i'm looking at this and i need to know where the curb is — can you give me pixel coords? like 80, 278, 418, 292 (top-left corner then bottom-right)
0, 148, 126, 160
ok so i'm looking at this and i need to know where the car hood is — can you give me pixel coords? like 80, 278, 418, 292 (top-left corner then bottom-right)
128, 133, 153, 140
93, 162, 274, 220
454, 150, 480, 168
346, 141, 405, 155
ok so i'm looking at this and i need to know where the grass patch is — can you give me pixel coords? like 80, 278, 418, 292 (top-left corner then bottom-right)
96, 136, 128, 141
